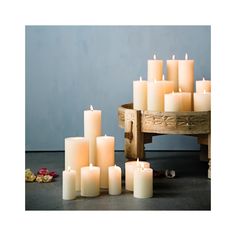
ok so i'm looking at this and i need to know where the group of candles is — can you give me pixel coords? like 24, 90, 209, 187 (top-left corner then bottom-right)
133, 53, 211, 112
63, 106, 153, 200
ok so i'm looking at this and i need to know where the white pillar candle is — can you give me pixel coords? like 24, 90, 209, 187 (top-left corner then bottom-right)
96, 135, 115, 188
81, 164, 100, 197
147, 75, 174, 112
133, 76, 147, 110
65, 137, 89, 191
108, 165, 122, 195
196, 77, 211, 93
63, 167, 76, 200
147, 54, 163, 81
167, 54, 179, 92
84, 105, 102, 165
164, 92, 182, 112
133, 165, 153, 199
178, 53, 194, 93
194, 91, 211, 111
125, 159, 150, 191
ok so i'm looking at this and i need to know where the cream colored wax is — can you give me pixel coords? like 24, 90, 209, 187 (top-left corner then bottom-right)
84, 105, 102, 165
196, 77, 211, 93
167, 55, 179, 92
133, 165, 153, 199
133, 76, 147, 110
180, 89, 192, 111
164, 92, 182, 112
81, 164, 100, 197
194, 91, 211, 111
178, 53, 194, 93
108, 165, 122, 195
147, 75, 174, 112
96, 135, 115, 188
147, 54, 163, 81
125, 159, 150, 191
62, 167, 76, 200
65, 137, 89, 191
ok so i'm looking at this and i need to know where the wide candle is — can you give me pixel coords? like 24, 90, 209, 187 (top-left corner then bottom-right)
167, 54, 179, 92
147, 74, 174, 112
125, 159, 150, 191
96, 135, 115, 188
62, 167, 76, 200
178, 53, 194, 93
108, 165, 122, 195
133, 164, 153, 198
164, 91, 182, 112
65, 137, 89, 191
196, 77, 211, 93
133, 76, 147, 110
81, 164, 100, 197
147, 54, 163, 81
84, 105, 102, 165
194, 90, 211, 111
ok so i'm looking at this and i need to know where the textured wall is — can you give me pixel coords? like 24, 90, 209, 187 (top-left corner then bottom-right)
26, 26, 210, 151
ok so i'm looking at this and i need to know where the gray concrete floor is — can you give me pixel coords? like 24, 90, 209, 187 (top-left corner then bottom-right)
25, 151, 210, 210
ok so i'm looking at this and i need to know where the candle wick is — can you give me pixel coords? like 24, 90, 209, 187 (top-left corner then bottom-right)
90, 105, 94, 111
162, 74, 165, 81
203, 77, 205, 81
153, 54, 157, 60
172, 54, 175, 60
185, 53, 188, 60
139, 76, 142, 81
68, 166, 71, 172
179, 88, 182, 93
89, 163, 93, 168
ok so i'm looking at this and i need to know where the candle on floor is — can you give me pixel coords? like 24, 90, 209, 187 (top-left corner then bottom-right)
65, 137, 89, 191
194, 90, 211, 111
196, 77, 211, 93
178, 53, 194, 93
133, 164, 153, 199
167, 54, 179, 92
81, 164, 100, 197
96, 135, 115, 188
147, 54, 163, 81
133, 76, 147, 110
108, 165, 122, 195
125, 159, 150, 191
147, 74, 174, 112
62, 166, 76, 200
84, 105, 102, 165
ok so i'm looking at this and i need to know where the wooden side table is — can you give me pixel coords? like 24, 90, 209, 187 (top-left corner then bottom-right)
118, 103, 211, 179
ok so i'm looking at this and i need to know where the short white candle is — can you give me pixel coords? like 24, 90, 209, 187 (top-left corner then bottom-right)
81, 164, 100, 197
147, 54, 163, 81
167, 54, 179, 92
133, 76, 147, 110
133, 164, 153, 199
63, 166, 76, 200
164, 91, 182, 112
196, 77, 211, 93
125, 159, 150, 191
108, 165, 122, 195
96, 135, 115, 188
194, 90, 211, 111
84, 105, 102, 165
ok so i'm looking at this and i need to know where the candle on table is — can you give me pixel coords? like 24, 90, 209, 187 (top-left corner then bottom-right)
62, 166, 76, 200
179, 88, 192, 111
147, 54, 163, 81
167, 54, 179, 92
196, 77, 211, 93
147, 74, 174, 112
84, 105, 102, 165
178, 53, 194, 93
65, 137, 89, 191
194, 90, 211, 111
108, 165, 122, 195
133, 76, 147, 110
81, 164, 100, 197
133, 164, 153, 198
164, 91, 182, 112
96, 135, 115, 188
125, 159, 150, 191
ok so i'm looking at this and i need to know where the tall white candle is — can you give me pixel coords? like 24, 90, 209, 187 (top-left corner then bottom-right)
62, 167, 76, 200
133, 165, 153, 199
167, 54, 179, 92
81, 164, 100, 197
125, 159, 150, 191
194, 90, 211, 111
133, 76, 147, 110
148, 54, 163, 81
84, 105, 102, 165
65, 137, 89, 191
196, 77, 211, 93
108, 165, 122, 195
96, 135, 115, 188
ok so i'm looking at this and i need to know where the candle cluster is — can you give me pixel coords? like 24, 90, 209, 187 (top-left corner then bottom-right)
133, 53, 211, 112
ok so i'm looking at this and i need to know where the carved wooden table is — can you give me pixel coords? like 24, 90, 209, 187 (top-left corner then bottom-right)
118, 103, 211, 179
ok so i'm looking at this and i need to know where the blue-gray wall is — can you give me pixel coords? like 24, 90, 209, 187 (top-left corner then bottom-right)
26, 26, 210, 151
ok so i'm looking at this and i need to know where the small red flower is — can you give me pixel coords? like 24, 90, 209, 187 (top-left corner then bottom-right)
37, 167, 49, 176
49, 171, 58, 178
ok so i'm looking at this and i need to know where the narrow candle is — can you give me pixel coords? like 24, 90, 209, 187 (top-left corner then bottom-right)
147, 54, 163, 81
196, 77, 211, 93
108, 165, 122, 195
62, 166, 76, 200
167, 54, 179, 92
133, 76, 147, 110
